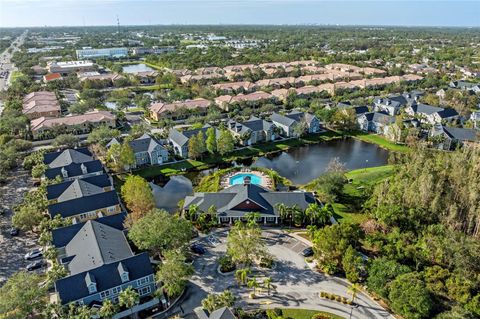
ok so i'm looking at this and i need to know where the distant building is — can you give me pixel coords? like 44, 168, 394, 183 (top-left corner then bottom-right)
76, 47, 128, 59
22, 91, 61, 120
405, 104, 459, 124
47, 61, 95, 75
149, 98, 210, 121
430, 125, 479, 150
227, 116, 275, 146
43, 73, 63, 83
30, 110, 116, 139
128, 134, 169, 168
132, 47, 176, 56
271, 111, 321, 137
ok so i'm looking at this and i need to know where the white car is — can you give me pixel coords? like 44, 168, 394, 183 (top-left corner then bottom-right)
24, 248, 43, 260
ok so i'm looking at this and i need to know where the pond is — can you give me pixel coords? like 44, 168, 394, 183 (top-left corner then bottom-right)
251, 138, 389, 184
122, 63, 155, 74
150, 175, 193, 213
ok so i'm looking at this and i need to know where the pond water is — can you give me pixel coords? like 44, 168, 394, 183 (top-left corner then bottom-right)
150, 175, 193, 212
122, 63, 155, 74
251, 138, 389, 184
150, 138, 389, 211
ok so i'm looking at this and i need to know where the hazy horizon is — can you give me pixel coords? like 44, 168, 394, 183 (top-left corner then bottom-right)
1, 0, 480, 28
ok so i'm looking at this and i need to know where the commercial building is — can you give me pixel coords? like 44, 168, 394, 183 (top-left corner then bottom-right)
76, 47, 128, 59
47, 61, 95, 75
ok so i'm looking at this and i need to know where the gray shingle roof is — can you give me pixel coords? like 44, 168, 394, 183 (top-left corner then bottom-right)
129, 133, 164, 154
46, 174, 111, 201
209, 307, 236, 319
410, 103, 443, 115
47, 190, 119, 219
44, 148, 93, 168
44, 160, 104, 180
65, 220, 133, 275
184, 184, 315, 218
56, 179, 104, 202
434, 126, 478, 142
271, 112, 296, 127
169, 125, 212, 147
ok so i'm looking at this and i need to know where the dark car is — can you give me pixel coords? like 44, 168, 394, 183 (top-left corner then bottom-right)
302, 247, 314, 257
9, 227, 19, 236
26, 260, 45, 271
191, 243, 206, 255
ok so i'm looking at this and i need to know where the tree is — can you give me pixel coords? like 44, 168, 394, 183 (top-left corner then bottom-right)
312, 223, 363, 273
330, 108, 357, 131
263, 277, 273, 295
367, 257, 411, 299
87, 125, 120, 145
235, 268, 251, 286
31, 163, 47, 178
52, 134, 79, 148
121, 175, 155, 225
188, 133, 202, 159
247, 277, 260, 295
46, 262, 68, 287
227, 221, 268, 266
119, 286, 140, 309
342, 246, 364, 283
156, 250, 194, 298
206, 127, 217, 154
99, 299, 118, 319
217, 129, 235, 155
201, 290, 235, 313
348, 283, 361, 303
119, 141, 135, 170
12, 203, 45, 231
388, 272, 433, 319
0, 271, 47, 318
128, 209, 193, 257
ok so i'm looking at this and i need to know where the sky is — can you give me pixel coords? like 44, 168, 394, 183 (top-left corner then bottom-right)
0, 0, 479, 28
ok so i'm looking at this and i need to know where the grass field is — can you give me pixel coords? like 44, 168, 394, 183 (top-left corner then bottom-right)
333, 165, 395, 224
350, 131, 410, 153
280, 308, 345, 319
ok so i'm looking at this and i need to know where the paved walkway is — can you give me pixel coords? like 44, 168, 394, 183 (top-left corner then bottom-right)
177, 229, 393, 319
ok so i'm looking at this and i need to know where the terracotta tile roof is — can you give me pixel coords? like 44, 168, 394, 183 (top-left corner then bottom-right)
30, 110, 115, 131
43, 73, 63, 82
150, 98, 210, 114
212, 81, 255, 91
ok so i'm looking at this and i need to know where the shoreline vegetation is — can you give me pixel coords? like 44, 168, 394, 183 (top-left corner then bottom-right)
128, 130, 407, 179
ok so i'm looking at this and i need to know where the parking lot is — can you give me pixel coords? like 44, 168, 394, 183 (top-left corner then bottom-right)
0, 169, 41, 283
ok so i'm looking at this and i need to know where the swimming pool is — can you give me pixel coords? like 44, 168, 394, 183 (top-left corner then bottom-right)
229, 173, 262, 185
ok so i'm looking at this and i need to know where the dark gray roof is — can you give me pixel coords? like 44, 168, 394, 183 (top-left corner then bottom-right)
43, 148, 93, 168
52, 212, 127, 249
64, 220, 133, 275
47, 174, 112, 201
55, 252, 153, 304
410, 103, 443, 115
184, 184, 315, 218
129, 133, 165, 154
353, 106, 369, 115
362, 112, 395, 124
433, 126, 478, 142
437, 108, 459, 119
169, 125, 212, 147
230, 116, 273, 134
47, 190, 119, 219
44, 160, 103, 180
271, 112, 296, 127
209, 307, 236, 319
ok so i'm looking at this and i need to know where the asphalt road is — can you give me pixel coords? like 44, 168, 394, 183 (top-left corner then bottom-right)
0, 31, 26, 93
170, 229, 393, 319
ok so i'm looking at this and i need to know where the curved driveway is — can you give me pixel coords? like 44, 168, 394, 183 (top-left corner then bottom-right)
175, 229, 392, 319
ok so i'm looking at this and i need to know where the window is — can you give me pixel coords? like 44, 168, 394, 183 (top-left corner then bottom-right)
100, 290, 111, 300
112, 286, 122, 295
137, 277, 149, 286
138, 286, 151, 296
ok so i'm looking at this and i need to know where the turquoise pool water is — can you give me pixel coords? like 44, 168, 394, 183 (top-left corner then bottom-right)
229, 173, 262, 185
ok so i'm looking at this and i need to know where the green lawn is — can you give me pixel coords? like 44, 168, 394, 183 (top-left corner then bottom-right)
349, 131, 410, 153
333, 165, 395, 224
280, 308, 345, 319
134, 159, 211, 178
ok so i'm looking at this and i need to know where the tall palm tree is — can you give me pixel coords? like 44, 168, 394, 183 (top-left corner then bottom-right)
305, 203, 321, 225
275, 203, 289, 225
99, 299, 117, 319
185, 204, 198, 220
318, 204, 334, 226
119, 286, 140, 310
306, 225, 317, 240
246, 212, 260, 226
348, 283, 361, 304
235, 268, 250, 286
290, 204, 303, 226
247, 277, 259, 295
263, 277, 273, 296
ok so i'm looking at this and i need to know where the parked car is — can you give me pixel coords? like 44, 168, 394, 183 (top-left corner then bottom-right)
9, 227, 19, 236
191, 243, 206, 255
26, 260, 46, 271
301, 247, 314, 257
24, 248, 42, 260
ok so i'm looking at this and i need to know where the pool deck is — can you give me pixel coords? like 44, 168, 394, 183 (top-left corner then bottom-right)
220, 169, 273, 189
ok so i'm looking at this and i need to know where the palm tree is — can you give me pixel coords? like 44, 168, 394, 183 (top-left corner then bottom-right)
306, 225, 317, 240
263, 277, 273, 295
247, 277, 259, 295
119, 286, 140, 310
235, 268, 250, 286
275, 203, 289, 225
290, 205, 304, 226
99, 299, 117, 319
305, 203, 321, 225
246, 212, 260, 226
201, 294, 218, 313
185, 204, 198, 220
318, 204, 334, 226
348, 283, 361, 304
